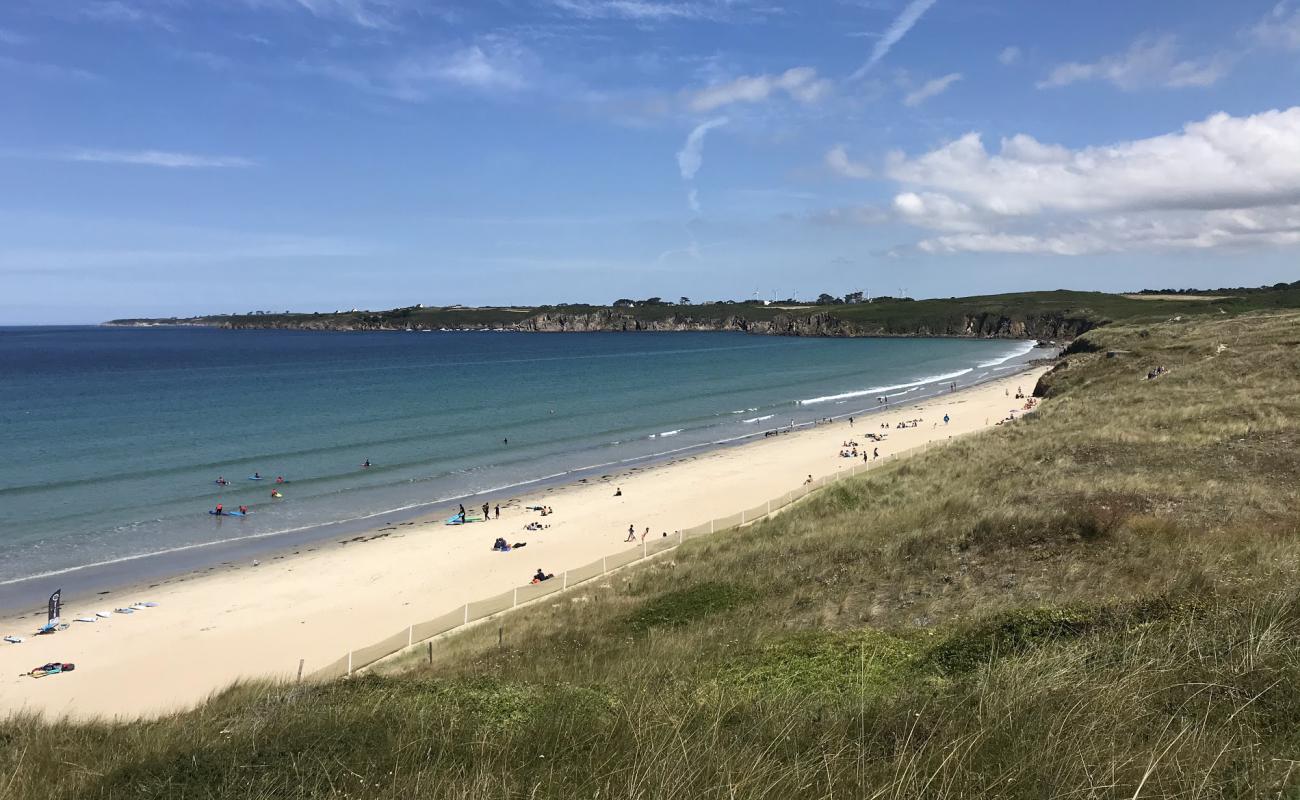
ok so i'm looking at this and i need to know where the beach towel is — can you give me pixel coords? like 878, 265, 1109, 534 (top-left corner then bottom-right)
74, 616, 97, 623
114, 608, 135, 615
95, 611, 111, 618
4, 635, 23, 644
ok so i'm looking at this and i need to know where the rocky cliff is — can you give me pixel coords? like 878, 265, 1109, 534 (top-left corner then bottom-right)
510, 310, 1096, 340
114, 306, 1102, 341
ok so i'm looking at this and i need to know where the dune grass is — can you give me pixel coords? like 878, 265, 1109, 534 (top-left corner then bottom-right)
4, 310, 1300, 799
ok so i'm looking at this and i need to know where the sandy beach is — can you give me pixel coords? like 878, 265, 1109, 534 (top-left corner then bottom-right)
0, 367, 1047, 720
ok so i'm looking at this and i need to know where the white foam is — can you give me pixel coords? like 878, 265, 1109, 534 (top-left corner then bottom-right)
741, 414, 775, 424
798, 368, 973, 406
977, 341, 1036, 368
649, 429, 682, 439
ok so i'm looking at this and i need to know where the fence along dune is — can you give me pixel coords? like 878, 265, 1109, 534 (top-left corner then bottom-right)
467, 590, 514, 623
319, 428, 972, 679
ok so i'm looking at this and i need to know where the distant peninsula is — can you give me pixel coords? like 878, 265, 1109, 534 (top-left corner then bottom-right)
107, 284, 1300, 341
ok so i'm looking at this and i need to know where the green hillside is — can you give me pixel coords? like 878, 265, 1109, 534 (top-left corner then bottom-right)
11, 307, 1300, 797
105, 283, 1300, 339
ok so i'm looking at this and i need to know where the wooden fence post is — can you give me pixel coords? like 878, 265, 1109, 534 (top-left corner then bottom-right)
296, 659, 304, 683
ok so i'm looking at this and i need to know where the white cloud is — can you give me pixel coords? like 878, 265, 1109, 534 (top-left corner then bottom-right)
1251, 1, 1300, 50
892, 191, 982, 232
997, 46, 1021, 66
903, 72, 961, 106
889, 108, 1300, 216
1038, 35, 1229, 90
676, 117, 728, 180
0, 27, 27, 45
915, 206, 1300, 255
65, 149, 256, 168
688, 67, 832, 112
687, 188, 701, 213
884, 107, 1300, 254
825, 145, 872, 179
851, 0, 939, 79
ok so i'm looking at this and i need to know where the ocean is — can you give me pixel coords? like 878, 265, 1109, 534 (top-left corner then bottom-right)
0, 326, 1043, 588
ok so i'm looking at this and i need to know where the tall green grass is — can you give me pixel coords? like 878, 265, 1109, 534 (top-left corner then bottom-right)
4, 310, 1300, 799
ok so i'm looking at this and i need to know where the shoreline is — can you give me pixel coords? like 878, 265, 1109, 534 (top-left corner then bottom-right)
1, 364, 1050, 720
0, 352, 1051, 615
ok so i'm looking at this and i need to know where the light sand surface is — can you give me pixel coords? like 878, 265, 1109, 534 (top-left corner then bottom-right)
0, 368, 1048, 720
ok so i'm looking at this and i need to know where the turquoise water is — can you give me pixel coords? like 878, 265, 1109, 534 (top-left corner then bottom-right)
0, 327, 1040, 584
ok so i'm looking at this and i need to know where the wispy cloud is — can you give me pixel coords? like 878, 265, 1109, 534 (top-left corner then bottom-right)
64, 149, 257, 168
825, 145, 872, 179
392, 45, 530, 93
0, 55, 98, 82
688, 67, 831, 112
169, 49, 233, 71
306, 39, 535, 101
676, 117, 728, 180
851, 0, 939, 79
903, 71, 961, 106
544, 0, 773, 22
242, 0, 399, 30
0, 27, 27, 45
1038, 35, 1229, 90
80, 1, 177, 32
997, 46, 1021, 66
548, 0, 709, 20
1250, 1, 1300, 50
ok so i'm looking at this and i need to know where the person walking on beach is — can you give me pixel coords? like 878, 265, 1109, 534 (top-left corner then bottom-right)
641, 526, 650, 543
943, 414, 950, 425
482, 502, 490, 520
494, 504, 500, 519
625, 524, 636, 542
873, 447, 878, 460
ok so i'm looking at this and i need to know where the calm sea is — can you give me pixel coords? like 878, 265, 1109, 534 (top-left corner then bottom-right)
0, 326, 1041, 585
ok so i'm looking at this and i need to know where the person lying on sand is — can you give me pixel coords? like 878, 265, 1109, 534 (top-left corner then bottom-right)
532, 569, 553, 584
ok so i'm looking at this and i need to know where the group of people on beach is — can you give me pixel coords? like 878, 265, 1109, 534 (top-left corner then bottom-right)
890, 419, 923, 429
836, 439, 880, 461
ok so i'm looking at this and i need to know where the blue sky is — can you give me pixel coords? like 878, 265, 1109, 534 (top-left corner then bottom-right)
2, 0, 1300, 322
